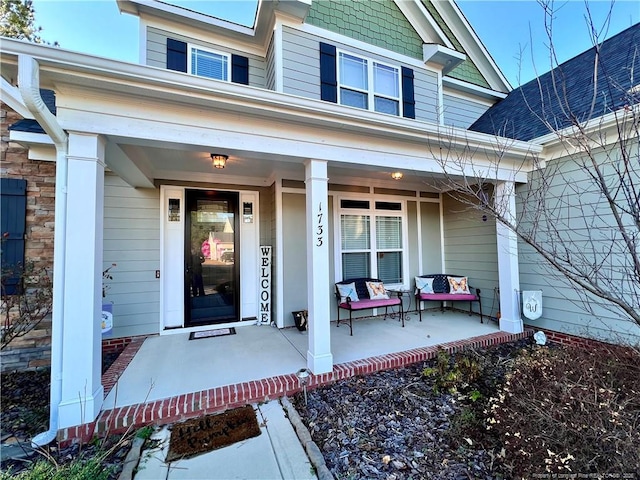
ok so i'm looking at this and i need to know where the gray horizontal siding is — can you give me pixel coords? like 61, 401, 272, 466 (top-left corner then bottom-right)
516, 149, 640, 344
146, 26, 266, 88
103, 173, 160, 338
414, 69, 438, 123
146, 27, 166, 69
266, 32, 276, 91
442, 194, 498, 318
442, 93, 491, 129
282, 26, 320, 99
281, 26, 438, 123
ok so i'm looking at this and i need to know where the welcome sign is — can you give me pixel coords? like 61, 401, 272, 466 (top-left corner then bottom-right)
259, 246, 272, 325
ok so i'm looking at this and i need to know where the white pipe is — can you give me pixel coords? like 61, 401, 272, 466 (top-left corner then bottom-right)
17, 55, 69, 448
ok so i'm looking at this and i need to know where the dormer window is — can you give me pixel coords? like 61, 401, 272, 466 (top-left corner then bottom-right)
338, 51, 401, 115
166, 38, 249, 85
189, 46, 229, 81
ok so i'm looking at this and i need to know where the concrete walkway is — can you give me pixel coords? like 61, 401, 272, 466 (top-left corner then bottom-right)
133, 399, 318, 480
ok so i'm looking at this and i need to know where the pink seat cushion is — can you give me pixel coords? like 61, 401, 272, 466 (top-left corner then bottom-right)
339, 298, 401, 310
418, 293, 478, 301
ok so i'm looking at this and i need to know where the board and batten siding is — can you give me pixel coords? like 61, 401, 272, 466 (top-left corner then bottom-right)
442, 93, 491, 129
281, 26, 438, 123
282, 192, 308, 327
442, 194, 498, 319
146, 27, 267, 89
419, 201, 442, 275
103, 173, 160, 338
516, 149, 640, 344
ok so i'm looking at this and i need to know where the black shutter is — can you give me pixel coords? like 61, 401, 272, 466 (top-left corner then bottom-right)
401, 66, 415, 119
320, 42, 338, 103
1, 178, 27, 295
231, 54, 249, 85
167, 38, 187, 73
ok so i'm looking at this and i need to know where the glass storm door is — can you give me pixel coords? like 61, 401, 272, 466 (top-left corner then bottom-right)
185, 190, 239, 326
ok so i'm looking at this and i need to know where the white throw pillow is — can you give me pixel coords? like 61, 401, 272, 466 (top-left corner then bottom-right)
337, 282, 359, 303
415, 277, 434, 294
366, 281, 389, 300
447, 276, 470, 294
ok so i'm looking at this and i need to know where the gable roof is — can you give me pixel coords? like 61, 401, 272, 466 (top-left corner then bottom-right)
8, 89, 56, 133
469, 23, 640, 141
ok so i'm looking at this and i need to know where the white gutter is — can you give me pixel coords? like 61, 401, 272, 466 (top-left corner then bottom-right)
17, 55, 69, 448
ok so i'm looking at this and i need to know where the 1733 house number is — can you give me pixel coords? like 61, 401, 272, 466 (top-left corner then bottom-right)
316, 202, 324, 247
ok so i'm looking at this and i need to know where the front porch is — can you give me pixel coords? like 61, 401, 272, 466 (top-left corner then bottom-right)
63, 310, 532, 442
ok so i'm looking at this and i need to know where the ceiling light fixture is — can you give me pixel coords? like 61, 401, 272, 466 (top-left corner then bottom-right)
211, 154, 228, 169
391, 172, 403, 180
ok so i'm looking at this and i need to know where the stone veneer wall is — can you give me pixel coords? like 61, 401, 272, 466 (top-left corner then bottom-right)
1, 102, 55, 372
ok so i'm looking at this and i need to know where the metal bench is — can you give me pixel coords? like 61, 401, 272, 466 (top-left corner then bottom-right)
414, 274, 483, 323
335, 278, 404, 336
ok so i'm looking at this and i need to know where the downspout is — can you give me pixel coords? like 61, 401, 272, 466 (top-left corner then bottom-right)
17, 55, 69, 447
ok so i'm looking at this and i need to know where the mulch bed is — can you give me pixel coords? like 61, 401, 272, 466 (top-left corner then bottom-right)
292, 338, 531, 479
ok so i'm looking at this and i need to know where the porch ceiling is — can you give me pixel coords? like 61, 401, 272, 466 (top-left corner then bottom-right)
108, 139, 448, 190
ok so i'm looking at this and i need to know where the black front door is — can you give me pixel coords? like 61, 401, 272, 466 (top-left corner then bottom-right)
185, 189, 239, 326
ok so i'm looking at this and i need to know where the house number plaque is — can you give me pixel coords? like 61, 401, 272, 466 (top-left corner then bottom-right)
316, 202, 324, 247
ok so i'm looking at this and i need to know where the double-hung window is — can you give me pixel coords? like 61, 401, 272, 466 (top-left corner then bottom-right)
338, 51, 401, 116
189, 45, 229, 81
339, 199, 404, 285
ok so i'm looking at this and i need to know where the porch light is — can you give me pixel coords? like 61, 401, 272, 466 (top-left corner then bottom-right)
211, 154, 228, 169
391, 172, 403, 180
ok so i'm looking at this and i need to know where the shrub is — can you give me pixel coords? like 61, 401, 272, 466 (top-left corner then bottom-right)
486, 343, 640, 476
1, 260, 52, 349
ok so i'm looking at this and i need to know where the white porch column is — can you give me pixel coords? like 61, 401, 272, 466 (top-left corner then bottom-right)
58, 133, 105, 429
304, 159, 333, 374
495, 181, 523, 334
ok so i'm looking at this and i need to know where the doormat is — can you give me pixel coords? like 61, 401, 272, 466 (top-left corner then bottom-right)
188, 327, 236, 340
166, 405, 261, 462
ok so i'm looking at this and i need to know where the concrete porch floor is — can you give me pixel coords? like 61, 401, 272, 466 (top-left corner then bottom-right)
103, 309, 499, 410
60, 309, 536, 444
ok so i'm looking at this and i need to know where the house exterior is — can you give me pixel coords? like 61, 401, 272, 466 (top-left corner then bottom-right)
470, 23, 640, 344
1, 0, 584, 434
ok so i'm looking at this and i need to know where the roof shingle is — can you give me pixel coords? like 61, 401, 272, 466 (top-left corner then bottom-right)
469, 24, 640, 141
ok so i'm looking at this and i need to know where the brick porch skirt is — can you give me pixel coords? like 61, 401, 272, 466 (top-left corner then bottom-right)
56, 328, 539, 445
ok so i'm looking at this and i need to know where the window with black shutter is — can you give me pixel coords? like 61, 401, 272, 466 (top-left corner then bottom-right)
166, 39, 250, 85
320, 43, 415, 118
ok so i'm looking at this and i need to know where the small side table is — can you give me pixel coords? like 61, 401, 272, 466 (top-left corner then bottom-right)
387, 288, 413, 322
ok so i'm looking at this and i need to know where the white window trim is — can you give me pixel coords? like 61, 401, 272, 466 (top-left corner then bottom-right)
187, 43, 231, 82
334, 195, 409, 289
336, 49, 403, 116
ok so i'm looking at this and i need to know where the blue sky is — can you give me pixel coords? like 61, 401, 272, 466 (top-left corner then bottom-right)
30, 0, 638, 87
